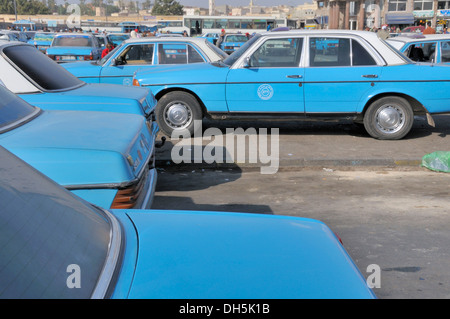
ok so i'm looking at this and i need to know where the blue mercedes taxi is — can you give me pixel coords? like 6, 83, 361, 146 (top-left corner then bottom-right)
132, 30, 450, 140
219, 33, 249, 54
0, 145, 376, 299
0, 85, 157, 210
28, 31, 55, 53
60, 37, 227, 85
0, 42, 157, 120
387, 34, 450, 64
46, 32, 103, 62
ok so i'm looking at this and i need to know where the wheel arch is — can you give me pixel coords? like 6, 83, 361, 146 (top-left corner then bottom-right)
155, 87, 207, 117
356, 92, 428, 122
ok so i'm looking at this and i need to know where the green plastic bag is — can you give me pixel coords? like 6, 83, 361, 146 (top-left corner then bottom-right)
422, 151, 450, 173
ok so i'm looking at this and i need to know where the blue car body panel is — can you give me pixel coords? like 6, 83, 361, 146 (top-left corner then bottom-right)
136, 60, 450, 115
111, 209, 376, 299
62, 61, 103, 83
0, 110, 156, 208
19, 83, 156, 117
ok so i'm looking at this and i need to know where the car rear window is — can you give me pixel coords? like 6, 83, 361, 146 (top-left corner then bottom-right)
53, 35, 93, 47
0, 146, 112, 298
0, 85, 38, 131
2, 45, 84, 91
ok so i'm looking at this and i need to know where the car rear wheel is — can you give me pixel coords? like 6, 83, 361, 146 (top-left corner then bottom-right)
363, 96, 414, 140
156, 91, 202, 136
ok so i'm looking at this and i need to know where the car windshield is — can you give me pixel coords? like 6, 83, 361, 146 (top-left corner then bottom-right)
53, 35, 93, 47
225, 35, 248, 43
223, 34, 261, 66
109, 34, 130, 43
0, 85, 39, 131
33, 33, 54, 42
0, 146, 116, 298
2, 45, 84, 91
98, 43, 123, 65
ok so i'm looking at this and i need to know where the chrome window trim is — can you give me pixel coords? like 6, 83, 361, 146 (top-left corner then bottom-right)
90, 207, 122, 299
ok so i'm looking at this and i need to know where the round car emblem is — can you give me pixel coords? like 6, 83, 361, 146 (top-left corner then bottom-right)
257, 84, 274, 100
123, 78, 132, 86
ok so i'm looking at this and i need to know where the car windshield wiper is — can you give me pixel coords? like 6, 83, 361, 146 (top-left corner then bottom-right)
210, 61, 229, 68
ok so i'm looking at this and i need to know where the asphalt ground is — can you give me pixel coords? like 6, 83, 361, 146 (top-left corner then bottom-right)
152, 114, 450, 299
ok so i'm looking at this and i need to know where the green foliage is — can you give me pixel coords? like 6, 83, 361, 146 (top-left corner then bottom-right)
151, 0, 184, 15
0, 0, 50, 14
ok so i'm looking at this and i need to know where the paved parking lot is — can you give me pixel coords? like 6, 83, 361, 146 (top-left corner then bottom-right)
152, 114, 450, 299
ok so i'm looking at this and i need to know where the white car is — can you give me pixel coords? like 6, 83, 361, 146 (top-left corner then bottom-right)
60, 36, 228, 85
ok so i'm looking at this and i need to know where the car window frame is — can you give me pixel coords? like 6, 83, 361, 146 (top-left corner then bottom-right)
306, 35, 387, 68
0, 43, 86, 93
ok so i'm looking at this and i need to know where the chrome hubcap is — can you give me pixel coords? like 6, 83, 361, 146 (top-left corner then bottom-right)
375, 105, 405, 134
164, 102, 192, 129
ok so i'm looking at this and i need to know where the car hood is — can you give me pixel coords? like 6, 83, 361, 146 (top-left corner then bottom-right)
134, 62, 230, 87
61, 61, 102, 78
117, 210, 376, 299
0, 110, 153, 186
20, 83, 155, 116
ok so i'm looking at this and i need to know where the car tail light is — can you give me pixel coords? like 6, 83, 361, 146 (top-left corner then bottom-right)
84, 54, 93, 60
110, 174, 146, 209
133, 79, 140, 87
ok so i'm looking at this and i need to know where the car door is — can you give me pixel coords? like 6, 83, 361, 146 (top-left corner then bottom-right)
304, 36, 382, 114
99, 43, 155, 85
226, 36, 305, 113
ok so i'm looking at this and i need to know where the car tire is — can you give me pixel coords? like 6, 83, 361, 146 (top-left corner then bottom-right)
363, 96, 414, 140
156, 91, 202, 137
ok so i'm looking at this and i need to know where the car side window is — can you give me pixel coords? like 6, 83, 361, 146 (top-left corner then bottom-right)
248, 38, 303, 68
352, 39, 377, 66
441, 41, 450, 62
121, 44, 154, 65
309, 37, 350, 67
187, 45, 205, 63
158, 43, 191, 64
406, 42, 436, 62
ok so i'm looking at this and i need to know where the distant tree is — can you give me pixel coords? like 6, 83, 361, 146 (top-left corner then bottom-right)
0, 0, 50, 14
151, 0, 183, 15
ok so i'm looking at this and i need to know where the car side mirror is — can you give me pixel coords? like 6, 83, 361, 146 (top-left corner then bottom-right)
243, 56, 251, 68
110, 58, 116, 66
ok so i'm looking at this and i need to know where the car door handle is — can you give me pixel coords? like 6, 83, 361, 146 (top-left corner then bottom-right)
286, 75, 302, 79
362, 74, 378, 78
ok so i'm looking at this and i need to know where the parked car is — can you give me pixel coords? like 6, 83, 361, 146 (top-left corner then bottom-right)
0, 30, 21, 42
27, 31, 55, 53
0, 42, 157, 120
0, 145, 376, 299
200, 32, 220, 45
0, 85, 157, 209
401, 25, 425, 34
132, 29, 450, 140
60, 37, 227, 85
386, 34, 450, 63
107, 32, 130, 46
46, 32, 103, 62
94, 33, 114, 49
219, 33, 249, 54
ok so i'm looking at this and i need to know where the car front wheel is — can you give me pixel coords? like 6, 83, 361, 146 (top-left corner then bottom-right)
363, 96, 414, 140
156, 91, 202, 137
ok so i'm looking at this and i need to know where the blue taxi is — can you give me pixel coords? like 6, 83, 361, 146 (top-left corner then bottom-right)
28, 32, 55, 53
0, 42, 157, 120
387, 34, 450, 63
219, 33, 249, 54
46, 33, 103, 62
133, 30, 450, 140
0, 85, 157, 210
0, 145, 376, 299
60, 37, 227, 85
